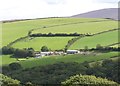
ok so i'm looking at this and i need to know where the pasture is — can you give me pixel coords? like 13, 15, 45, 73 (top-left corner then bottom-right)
11, 37, 74, 50
2, 18, 105, 46
1, 18, 119, 69
32, 20, 117, 34
70, 30, 118, 49
1, 55, 17, 65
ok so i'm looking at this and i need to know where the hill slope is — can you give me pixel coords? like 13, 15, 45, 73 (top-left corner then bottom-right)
72, 8, 119, 20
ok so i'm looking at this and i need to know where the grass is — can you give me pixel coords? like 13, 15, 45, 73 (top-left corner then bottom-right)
1, 55, 31, 66
1, 18, 119, 69
89, 56, 119, 67
11, 37, 74, 50
70, 30, 118, 49
1, 55, 17, 65
2, 18, 106, 46
18, 52, 118, 68
32, 20, 117, 34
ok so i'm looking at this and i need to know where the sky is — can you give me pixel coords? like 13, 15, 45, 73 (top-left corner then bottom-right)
0, 0, 119, 20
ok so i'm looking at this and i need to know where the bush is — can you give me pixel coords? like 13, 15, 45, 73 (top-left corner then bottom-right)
0, 73, 20, 86
41, 46, 49, 52
9, 63, 22, 70
61, 74, 118, 86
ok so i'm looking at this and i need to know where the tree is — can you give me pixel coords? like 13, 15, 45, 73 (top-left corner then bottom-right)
27, 50, 35, 57
13, 49, 28, 58
96, 44, 103, 50
61, 74, 118, 86
41, 46, 49, 52
84, 46, 88, 51
9, 62, 22, 70
2, 46, 15, 55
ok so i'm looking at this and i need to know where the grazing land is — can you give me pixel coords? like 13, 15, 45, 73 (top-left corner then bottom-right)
1, 18, 119, 68
12, 37, 74, 50
1, 8, 120, 85
70, 30, 119, 49
32, 20, 117, 34
2, 18, 118, 51
2, 18, 106, 46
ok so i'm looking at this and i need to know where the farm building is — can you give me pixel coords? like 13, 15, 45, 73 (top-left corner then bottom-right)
54, 51, 64, 55
41, 52, 54, 57
67, 50, 80, 54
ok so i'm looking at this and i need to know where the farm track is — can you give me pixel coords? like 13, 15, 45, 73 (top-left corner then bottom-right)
6, 19, 117, 49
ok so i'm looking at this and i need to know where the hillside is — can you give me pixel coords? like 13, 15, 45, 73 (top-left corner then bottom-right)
71, 8, 119, 20
3, 18, 118, 50
70, 30, 119, 49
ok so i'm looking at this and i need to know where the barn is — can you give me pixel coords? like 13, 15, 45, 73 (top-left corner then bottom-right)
67, 50, 80, 54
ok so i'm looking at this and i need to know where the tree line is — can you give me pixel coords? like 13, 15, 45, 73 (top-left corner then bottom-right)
89, 44, 120, 52
1, 46, 35, 58
29, 33, 88, 37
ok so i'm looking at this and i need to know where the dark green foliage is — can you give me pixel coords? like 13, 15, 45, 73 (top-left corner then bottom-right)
2, 58, 120, 85
41, 46, 49, 52
13, 49, 28, 58
2, 47, 35, 58
61, 74, 118, 86
2, 46, 15, 55
30, 33, 82, 37
64, 37, 81, 51
9, 63, 22, 70
90, 46, 120, 52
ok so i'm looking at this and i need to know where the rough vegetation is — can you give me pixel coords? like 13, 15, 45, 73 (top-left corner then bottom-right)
61, 74, 118, 86
2, 58, 119, 85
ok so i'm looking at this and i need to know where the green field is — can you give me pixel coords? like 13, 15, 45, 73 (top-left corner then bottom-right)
32, 20, 117, 34
2, 18, 106, 46
70, 30, 119, 49
12, 37, 74, 50
1, 18, 119, 69
2, 55, 17, 65
2, 18, 118, 50
19, 52, 118, 68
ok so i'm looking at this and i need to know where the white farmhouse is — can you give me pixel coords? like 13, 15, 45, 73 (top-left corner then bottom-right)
67, 50, 80, 54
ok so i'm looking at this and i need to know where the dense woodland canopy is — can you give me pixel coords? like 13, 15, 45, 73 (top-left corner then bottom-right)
2, 58, 120, 85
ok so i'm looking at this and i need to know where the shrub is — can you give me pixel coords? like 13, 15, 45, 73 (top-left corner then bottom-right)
0, 73, 20, 86
61, 74, 118, 86
9, 63, 22, 70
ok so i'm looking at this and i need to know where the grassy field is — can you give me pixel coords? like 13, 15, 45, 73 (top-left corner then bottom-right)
19, 52, 118, 68
1, 18, 119, 69
1, 55, 17, 65
32, 20, 117, 34
70, 30, 118, 49
11, 37, 74, 50
2, 18, 106, 46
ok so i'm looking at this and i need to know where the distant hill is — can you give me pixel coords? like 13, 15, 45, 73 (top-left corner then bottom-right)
71, 8, 119, 20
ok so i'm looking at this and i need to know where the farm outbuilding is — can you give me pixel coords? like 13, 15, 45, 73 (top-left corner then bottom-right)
67, 50, 80, 54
